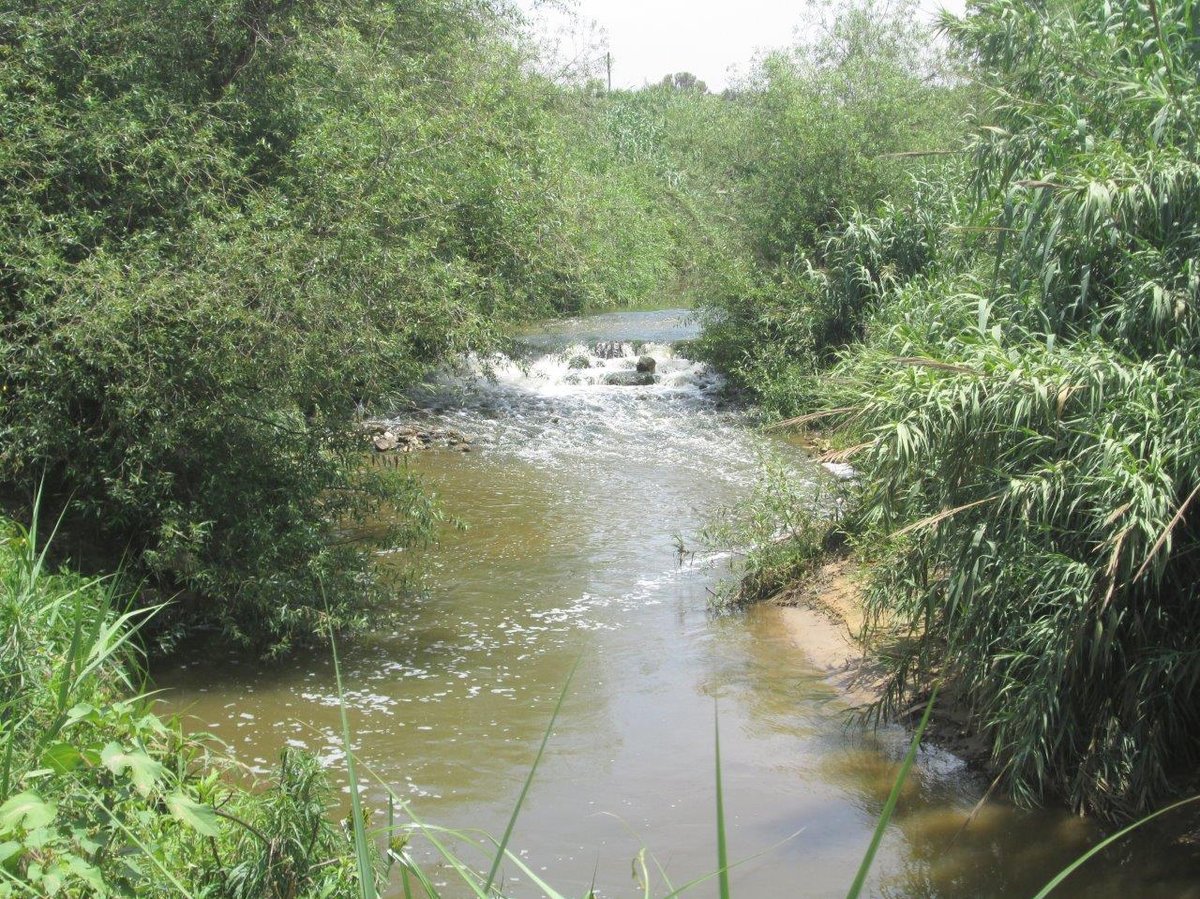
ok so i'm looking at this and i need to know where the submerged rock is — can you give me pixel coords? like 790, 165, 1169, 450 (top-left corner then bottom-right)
364, 420, 471, 451
636, 355, 656, 373
603, 371, 655, 387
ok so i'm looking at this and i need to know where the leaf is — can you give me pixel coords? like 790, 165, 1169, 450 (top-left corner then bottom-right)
65, 703, 99, 726
714, 704, 731, 899
100, 743, 165, 797
65, 855, 107, 893
41, 743, 83, 774
846, 688, 938, 899
0, 840, 22, 865
1032, 795, 1200, 897
483, 655, 580, 894
0, 792, 56, 831
165, 792, 220, 837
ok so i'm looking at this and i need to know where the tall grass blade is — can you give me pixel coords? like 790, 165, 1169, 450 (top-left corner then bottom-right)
344, 761, 484, 898
398, 853, 442, 899
714, 702, 731, 899
1030, 794, 1200, 898
484, 848, 570, 899
325, 602, 378, 899
657, 828, 806, 899
0, 722, 18, 801
56, 600, 84, 713
483, 654, 580, 893
845, 686, 938, 899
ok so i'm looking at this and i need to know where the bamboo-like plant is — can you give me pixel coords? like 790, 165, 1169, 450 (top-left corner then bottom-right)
797, 0, 1200, 819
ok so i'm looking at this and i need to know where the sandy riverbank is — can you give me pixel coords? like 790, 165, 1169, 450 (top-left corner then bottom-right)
768, 557, 992, 763
767, 558, 884, 707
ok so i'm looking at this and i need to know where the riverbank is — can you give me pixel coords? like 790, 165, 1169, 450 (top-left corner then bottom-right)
768, 553, 999, 769
770, 558, 878, 707
0, 514, 368, 897
767, 552, 1200, 869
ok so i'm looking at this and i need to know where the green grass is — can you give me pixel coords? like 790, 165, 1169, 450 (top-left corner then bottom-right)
714, 705, 731, 899
846, 688, 938, 899
0, 505, 367, 897
327, 593, 379, 899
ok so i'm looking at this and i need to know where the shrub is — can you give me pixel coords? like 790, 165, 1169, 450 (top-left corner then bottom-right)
745, 0, 1200, 818
0, 0, 729, 651
0, 513, 369, 896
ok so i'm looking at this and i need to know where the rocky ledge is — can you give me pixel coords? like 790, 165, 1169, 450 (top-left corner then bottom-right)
360, 420, 472, 453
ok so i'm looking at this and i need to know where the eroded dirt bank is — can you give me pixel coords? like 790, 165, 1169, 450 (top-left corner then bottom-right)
768, 557, 993, 763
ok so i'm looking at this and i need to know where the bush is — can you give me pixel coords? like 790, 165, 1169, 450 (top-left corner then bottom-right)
0, 513, 370, 896
720, 0, 1200, 818
692, 0, 967, 415
699, 458, 843, 608
0, 0, 729, 651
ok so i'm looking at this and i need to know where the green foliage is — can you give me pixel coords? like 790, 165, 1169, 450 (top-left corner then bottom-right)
698, 176, 965, 418
0, 513, 369, 897
693, 0, 968, 413
841, 0, 1200, 819
731, 0, 963, 264
699, 459, 840, 608
717, 0, 1200, 819
0, 0, 724, 651
217, 748, 369, 899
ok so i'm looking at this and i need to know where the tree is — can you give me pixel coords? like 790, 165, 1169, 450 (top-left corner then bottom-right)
659, 71, 709, 93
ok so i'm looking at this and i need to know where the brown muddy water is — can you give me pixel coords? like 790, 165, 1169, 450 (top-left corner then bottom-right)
157, 310, 1200, 898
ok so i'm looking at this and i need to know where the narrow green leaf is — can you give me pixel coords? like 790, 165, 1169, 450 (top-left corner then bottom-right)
326, 608, 378, 899
1031, 794, 1200, 898
714, 703, 731, 899
846, 687, 938, 899
483, 654, 580, 893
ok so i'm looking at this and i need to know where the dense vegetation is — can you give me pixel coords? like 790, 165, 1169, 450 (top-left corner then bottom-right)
0, 0, 960, 655
694, 1, 966, 412
4, 0, 1196, 890
0, 513, 373, 896
0, 0, 724, 653
703, 0, 1200, 820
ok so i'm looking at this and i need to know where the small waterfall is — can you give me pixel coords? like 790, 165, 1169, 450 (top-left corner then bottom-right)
388, 336, 752, 475
471, 340, 719, 395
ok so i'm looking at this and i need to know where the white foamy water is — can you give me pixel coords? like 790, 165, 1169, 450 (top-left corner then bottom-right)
392, 334, 794, 495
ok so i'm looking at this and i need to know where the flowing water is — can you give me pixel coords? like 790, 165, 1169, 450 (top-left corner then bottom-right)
158, 310, 1200, 898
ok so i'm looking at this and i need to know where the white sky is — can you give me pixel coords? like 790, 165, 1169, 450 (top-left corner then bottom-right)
518, 0, 966, 91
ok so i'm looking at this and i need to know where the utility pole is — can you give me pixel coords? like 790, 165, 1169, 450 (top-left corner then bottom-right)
606, 52, 612, 93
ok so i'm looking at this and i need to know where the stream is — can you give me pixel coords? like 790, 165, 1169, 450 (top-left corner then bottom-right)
157, 309, 1199, 898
